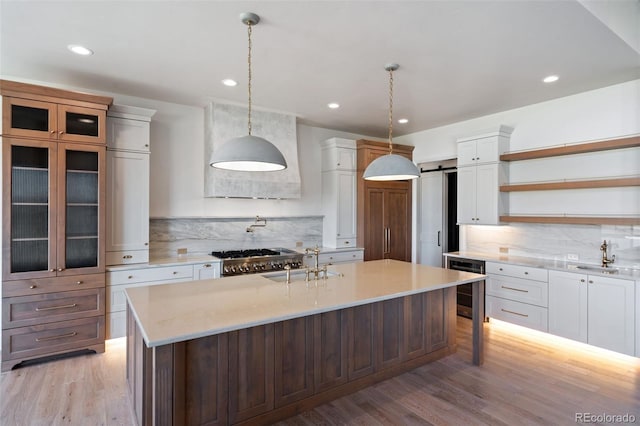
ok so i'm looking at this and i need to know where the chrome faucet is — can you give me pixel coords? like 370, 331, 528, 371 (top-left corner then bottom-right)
600, 240, 615, 268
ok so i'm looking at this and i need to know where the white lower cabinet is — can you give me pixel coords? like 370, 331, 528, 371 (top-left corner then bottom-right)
486, 261, 549, 332
548, 270, 635, 356
303, 248, 364, 267
106, 261, 221, 339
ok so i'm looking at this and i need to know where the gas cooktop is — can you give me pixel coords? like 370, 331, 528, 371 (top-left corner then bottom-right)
211, 248, 304, 276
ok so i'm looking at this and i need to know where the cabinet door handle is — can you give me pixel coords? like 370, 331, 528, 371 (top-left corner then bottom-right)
501, 285, 528, 293
501, 308, 529, 318
58, 131, 64, 135
36, 332, 77, 342
57, 268, 63, 272
437, 231, 441, 247
50, 130, 56, 135
580, 279, 585, 283
35, 303, 77, 312
588, 280, 593, 284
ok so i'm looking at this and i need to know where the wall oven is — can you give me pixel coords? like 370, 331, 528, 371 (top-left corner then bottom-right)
447, 257, 485, 319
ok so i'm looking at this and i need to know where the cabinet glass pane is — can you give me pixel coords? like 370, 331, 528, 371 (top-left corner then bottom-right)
65, 150, 99, 269
66, 206, 98, 237
11, 241, 49, 272
65, 112, 99, 137
10, 146, 50, 273
11, 105, 49, 131
66, 238, 98, 269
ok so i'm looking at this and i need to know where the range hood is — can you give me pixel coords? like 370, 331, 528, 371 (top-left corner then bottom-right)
204, 102, 301, 199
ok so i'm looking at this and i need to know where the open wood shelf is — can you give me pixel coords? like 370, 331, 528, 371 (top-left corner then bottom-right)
500, 135, 640, 161
500, 216, 640, 225
500, 177, 640, 192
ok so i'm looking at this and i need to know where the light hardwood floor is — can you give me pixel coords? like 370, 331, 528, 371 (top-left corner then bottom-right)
2, 317, 639, 425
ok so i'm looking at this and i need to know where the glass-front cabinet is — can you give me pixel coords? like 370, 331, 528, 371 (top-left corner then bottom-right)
2, 96, 106, 144
2, 138, 105, 280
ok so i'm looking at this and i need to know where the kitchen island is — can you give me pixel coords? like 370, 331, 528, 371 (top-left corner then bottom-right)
125, 259, 486, 426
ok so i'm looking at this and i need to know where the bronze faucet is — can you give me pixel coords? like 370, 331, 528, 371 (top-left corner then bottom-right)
600, 240, 615, 268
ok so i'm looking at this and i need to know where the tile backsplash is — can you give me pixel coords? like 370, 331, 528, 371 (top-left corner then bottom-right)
462, 223, 640, 268
149, 216, 323, 258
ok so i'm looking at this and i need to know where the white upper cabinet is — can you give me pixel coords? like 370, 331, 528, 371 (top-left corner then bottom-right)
321, 138, 357, 248
456, 126, 512, 225
105, 105, 155, 265
321, 138, 357, 171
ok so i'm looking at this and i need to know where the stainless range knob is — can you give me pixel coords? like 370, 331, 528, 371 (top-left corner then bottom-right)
223, 266, 230, 274
230, 266, 237, 273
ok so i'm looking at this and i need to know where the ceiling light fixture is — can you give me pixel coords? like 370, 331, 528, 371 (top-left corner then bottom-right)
363, 64, 420, 181
222, 79, 238, 87
398, 118, 409, 124
543, 75, 559, 83
328, 102, 340, 109
209, 12, 287, 172
67, 44, 93, 56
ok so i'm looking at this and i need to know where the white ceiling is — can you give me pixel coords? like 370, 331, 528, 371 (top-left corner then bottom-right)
1, 1, 639, 138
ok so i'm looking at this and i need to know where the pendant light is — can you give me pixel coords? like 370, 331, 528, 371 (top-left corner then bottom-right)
363, 63, 420, 181
210, 12, 287, 172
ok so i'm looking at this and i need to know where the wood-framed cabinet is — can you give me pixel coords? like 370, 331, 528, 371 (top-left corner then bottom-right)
1, 80, 111, 371
357, 140, 413, 262
2, 137, 106, 280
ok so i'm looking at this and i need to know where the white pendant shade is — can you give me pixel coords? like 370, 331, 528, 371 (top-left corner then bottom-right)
210, 135, 287, 171
363, 153, 420, 181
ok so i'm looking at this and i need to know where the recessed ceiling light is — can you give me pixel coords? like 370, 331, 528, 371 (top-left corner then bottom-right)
222, 79, 238, 87
398, 118, 409, 124
67, 44, 93, 56
543, 75, 559, 83
327, 103, 340, 109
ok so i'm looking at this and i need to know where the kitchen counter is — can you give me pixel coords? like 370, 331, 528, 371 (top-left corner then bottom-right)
125, 259, 486, 425
444, 251, 640, 280
126, 259, 484, 347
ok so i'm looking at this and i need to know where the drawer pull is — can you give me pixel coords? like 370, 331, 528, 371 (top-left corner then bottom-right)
123, 255, 133, 259
501, 308, 529, 318
173, 271, 178, 275
524, 271, 529, 275
30, 285, 37, 289
35, 303, 77, 312
128, 275, 133, 279
203, 264, 211, 268
499, 268, 503, 271
36, 331, 77, 342
501, 285, 528, 293
76, 281, 83, 285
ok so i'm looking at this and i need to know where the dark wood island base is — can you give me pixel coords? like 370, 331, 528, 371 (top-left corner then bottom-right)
127, 288, 460, 425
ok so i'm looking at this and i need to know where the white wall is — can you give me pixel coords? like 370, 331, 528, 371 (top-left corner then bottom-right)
397, 79, 640, 264
397, 79, 640, 163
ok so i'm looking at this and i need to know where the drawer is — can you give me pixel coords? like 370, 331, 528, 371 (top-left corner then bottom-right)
106, 311, 126, 339
321, 250, 364, 265
2, 274, 105, 298
486, 262, 548, 282
487, 275, 548, 307
486, 295, 548, 332
107, 278, 191, 313
106, 250, 149, 266
335, 238, 357, 248
193, 262, 221, 280
2, 316, 105, 362
3, 288, 105, 329
107, 265, 193, 285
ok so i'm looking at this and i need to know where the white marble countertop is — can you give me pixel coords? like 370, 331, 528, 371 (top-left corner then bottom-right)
444, 251, 640, 280
106, 255, 219, 272
294, 246, 365, 254
125, 259, 485, 347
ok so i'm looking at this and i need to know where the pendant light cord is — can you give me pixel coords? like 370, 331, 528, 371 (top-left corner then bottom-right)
247, 23, 253, 136
388, 68, 393, 154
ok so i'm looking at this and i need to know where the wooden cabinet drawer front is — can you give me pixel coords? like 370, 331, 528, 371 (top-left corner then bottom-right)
2, 274, 105, 298
107, 265, 193, 285
2, 316, 105, 361
3, 288, 105, 329
486, 262, 548, 282
106, 250, 149, 266
487, 276, 549, 307
486, 295, 548, 332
